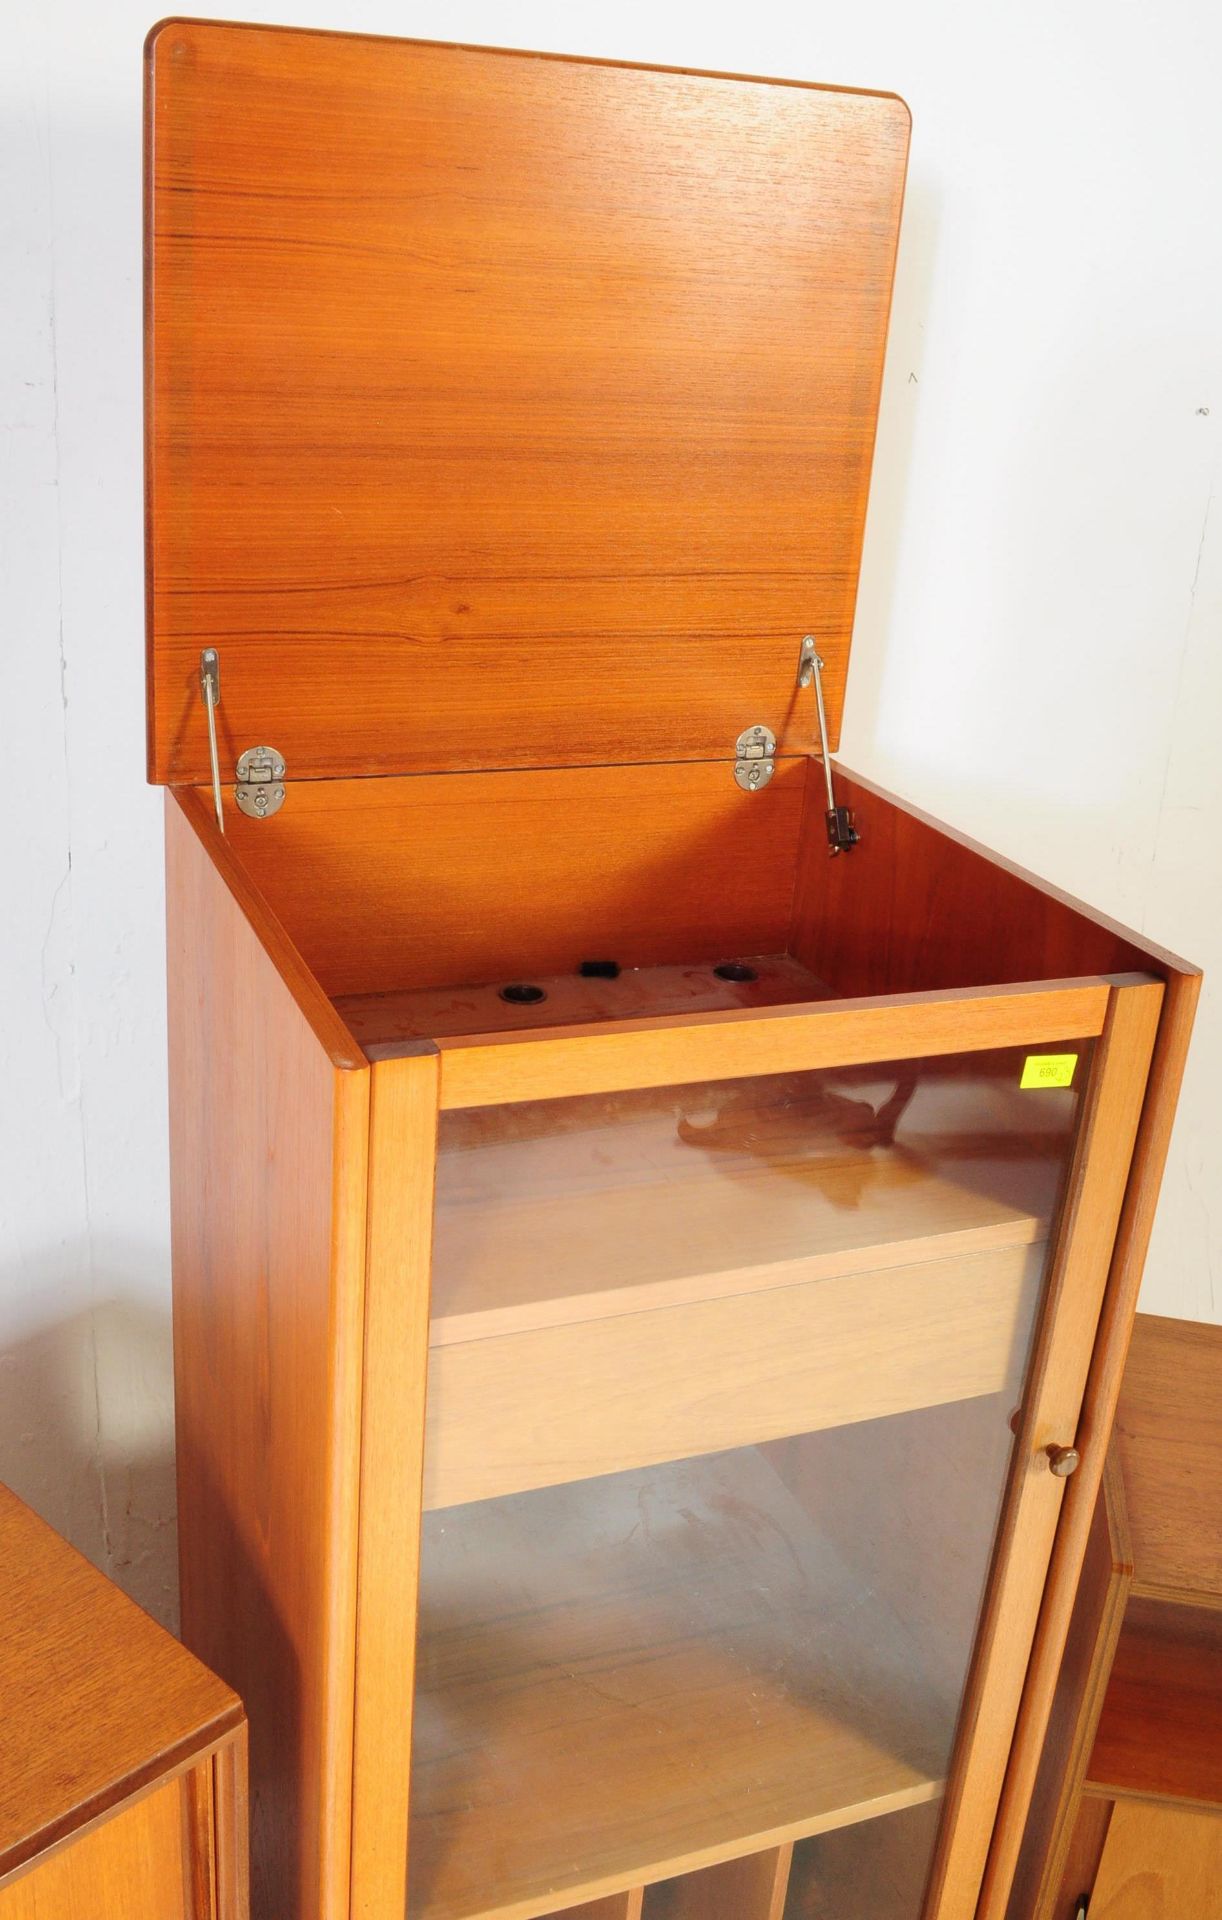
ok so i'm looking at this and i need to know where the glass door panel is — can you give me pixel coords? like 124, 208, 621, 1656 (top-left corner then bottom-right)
409, 1042, 1094, 1920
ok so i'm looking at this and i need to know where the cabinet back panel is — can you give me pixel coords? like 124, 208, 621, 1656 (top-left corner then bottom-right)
212, 759, 807, 999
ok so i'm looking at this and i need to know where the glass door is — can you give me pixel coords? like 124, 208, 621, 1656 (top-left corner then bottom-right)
403, 989, 1153, 1920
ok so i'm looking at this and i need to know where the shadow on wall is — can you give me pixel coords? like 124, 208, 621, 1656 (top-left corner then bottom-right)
0, 1273, 178, 1630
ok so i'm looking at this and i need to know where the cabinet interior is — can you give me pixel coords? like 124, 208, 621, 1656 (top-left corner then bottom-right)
204, 754, 1153, 1054
404, 1043, 1088, 1920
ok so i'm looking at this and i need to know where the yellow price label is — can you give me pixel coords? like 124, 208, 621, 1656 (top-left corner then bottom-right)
1020, 1054, 1078, 1090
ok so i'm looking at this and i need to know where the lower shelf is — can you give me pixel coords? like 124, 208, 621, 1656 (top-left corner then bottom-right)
408, 1445, 957, 1920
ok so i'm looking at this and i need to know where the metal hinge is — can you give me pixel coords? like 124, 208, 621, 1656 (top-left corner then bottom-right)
198, 649, 287, 824
734, 725, 776, 793
235, 745, 287, 820
797, 635, 859, 854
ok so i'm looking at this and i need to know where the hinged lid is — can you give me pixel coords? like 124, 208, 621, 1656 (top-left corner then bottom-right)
145, 22, 909, 785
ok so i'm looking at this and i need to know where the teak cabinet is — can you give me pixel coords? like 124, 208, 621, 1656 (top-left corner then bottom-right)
145, 21, 1200, 1920
0, 1480, 247, 1920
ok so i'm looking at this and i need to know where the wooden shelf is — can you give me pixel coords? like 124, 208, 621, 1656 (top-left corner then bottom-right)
422, 1066, 1070, 1509
430, 1083, 1062, 1345
408, 1446, 956, 1920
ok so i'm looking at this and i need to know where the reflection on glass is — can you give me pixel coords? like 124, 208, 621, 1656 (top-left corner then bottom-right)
410, 1047, 1092, 1920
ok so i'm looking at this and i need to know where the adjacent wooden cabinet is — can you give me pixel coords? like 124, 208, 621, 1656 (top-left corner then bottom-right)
145, 21, 1200, 1920
1008, 1317, 1222, 1920
0, 1482, 247, 1920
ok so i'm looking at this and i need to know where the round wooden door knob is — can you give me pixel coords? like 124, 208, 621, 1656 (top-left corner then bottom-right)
1046, 1444, 1081, 1477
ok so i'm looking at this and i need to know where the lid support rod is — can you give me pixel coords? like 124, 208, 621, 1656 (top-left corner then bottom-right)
797, 636, 859, 855
199, 648, 224, 835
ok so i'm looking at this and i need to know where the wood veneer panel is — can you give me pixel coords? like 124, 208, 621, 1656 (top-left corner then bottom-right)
1113, 1315, 1222, 1605
166, 795, 370, 1920
208, 762, 806, 1002
790, 763, 1190, 998
1051, 1797, 1113, 1920
349, 1050, 440, 1920
1085, 1800, 1222, 1915
340, 955, 830, 1051
1089, 1597, 1222, 1808
783, 1802, 941, 1918
0, 1483, 240, 1884
1002, 1467, 1132, 1920
0, 1779, 190, 1920
145, 23, 908, 784
554, 1897, 643, 1920
644, 1846, 791, 1919
424, 1244, 1043, 1510
428, 1070, 1065, 1343
928, 981, 1162, 1919
435, 981, 1110, 1108
409, 1447, 950, 1920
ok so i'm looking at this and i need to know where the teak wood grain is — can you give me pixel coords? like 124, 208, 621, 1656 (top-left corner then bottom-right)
166, 795, 370, 1920
0, 1780, 189, 1920
981, 971, 1201, 1919
349, 1051, 440, 1920
340, 954, 831, 1050
424, 1243, 1044, 1510
925, 980, 1162, 1920
210, 763, 808, 1001
785, 1803, 942, 1919
999, 1467, 1133, 1920
791, 763, 1185, 999
145, 23, 908, 786
0, 1481, 243, 1891
1085, 1801, 1222, 1917
429, 1114, 1060, 1343
433, 980, 1112, 1108
644, 1846, 792, 1919
555, 1897, 644, 1920
1020, 1318, 1222, 1917
1089, 1597, 1222, 1807
1112, 1315, 1222, 1606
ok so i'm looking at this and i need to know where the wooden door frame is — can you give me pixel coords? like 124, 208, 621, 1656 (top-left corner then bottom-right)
348, 972, 1160, 1920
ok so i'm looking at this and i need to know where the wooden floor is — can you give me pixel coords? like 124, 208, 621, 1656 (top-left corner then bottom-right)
408, 1447, 956, 1920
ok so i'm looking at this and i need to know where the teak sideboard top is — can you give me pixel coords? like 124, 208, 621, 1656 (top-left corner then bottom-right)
0, 1480, 246, 1915
145, 20, 1200, 1920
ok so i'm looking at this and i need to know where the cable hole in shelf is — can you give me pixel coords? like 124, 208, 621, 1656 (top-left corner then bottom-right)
499, 983, 548, 1005
713, 961, 758, 982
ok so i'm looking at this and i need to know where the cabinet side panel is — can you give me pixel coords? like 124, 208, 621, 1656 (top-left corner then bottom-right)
166, 796, 370, 1920
791, 763, 1191, 994
0, 1779, 191, 1920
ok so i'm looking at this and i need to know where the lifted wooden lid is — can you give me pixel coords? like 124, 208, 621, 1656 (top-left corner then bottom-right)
145, 22, 908, 785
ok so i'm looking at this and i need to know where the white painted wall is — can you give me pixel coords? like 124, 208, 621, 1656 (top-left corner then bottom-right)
5, 0, 1219, 1622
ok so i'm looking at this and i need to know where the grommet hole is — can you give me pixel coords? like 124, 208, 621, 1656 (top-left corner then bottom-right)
713, 962, 758, 983
499, 983, 547, 1005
